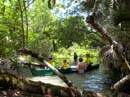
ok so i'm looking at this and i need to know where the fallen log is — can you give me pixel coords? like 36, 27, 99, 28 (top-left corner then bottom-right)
0, 70, 81, 97
1, 67, 130, 97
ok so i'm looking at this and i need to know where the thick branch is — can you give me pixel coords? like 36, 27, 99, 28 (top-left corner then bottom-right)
86, 15, 113, 44
86, 14, 130, 72
19, 48, 82, 97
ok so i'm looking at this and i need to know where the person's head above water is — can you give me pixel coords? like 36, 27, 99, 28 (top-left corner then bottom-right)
48, 57, 53, 61
86, 54, 90, 57
79, 57, 83, 62
63, 59, 67, 63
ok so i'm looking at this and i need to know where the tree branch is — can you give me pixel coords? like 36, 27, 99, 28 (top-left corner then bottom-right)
86, 15, 113, 44
111, 74, 130, 94
19, 48, 82, 97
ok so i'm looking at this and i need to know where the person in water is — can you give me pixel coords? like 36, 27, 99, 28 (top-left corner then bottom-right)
48, 57, 56, 68
77, 57, 85, 73
84, 54, 93, 70
61, 59, 70, 69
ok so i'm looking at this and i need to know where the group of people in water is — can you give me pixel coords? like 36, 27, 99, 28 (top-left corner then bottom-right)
73, 53, 93, 73
48, 52, 93, 73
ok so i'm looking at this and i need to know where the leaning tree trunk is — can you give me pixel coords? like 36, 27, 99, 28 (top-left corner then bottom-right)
86, 14, 130, 72
19, 48, 81, 97
85, 0, 130, 94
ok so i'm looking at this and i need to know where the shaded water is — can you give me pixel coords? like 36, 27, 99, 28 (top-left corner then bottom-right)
65, 65, 120, 93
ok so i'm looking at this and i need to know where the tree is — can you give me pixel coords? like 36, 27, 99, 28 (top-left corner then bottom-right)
0, 0, 25, 57
75, 0, 130, 74
27, 0, 59, 58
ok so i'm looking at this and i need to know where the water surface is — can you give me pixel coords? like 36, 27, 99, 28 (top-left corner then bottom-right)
29, 65, 120, 94
65, 65, 120, 93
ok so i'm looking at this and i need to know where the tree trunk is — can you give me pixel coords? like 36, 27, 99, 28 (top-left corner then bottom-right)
86, 14, 130, 73
23, 0, 28, 48
86, 1, 130, 94
19, 48, 82, 97
18, 0, 25, 48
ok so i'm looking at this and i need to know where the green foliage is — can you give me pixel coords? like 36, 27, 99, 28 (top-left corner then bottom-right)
52, 43, 99, 65
27, 0, 58, 58
55, 16, 91, 47
0, 0, 25, 57
0, 0, 101, 59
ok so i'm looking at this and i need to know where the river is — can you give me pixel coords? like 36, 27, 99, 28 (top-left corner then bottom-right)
28, 65, 121, 94
65, 65, 120, 94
